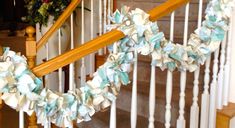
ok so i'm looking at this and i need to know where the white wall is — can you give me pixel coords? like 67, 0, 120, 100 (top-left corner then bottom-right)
229, 9, 235, 103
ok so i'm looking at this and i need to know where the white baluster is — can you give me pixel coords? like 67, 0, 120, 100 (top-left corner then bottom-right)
43, 29, 51, 128
110, 42, 117, 128
164, 11, 175, 128
177, 3, 189, 128
223, 17, 233, 106
177, 71, 187, 128
44, 118, 51, 128
190, 0, 203, 127
131, 50, 138, 128
182, 3, 189, 45
46, 39, 49, 66
110, 100, 116, 128
108, 0, 111, 25
98, 0, 103, 55
208, 48, 219, 128
217, 33, 227, 109
103, 0, 107, 33
149, 64, 156, 128
103, 0, 107, 54
58, 28, 64, 93
69, 14, 75, 91
165, 70, 173, 128
190, 69, 200, 128
197, 0, 203, 28
170, 12, 175, 42
89, 0, 94, 77
200, 55, 211, 128
80, 0, 86, 86
19, 111, 24, 128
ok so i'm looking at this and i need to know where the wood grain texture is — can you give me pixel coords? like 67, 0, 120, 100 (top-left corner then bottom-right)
148, 0, 189, 21
95, 54, 107, 70
216, 103, 235, 128
33, 0, 189, 77
26, 26, 38, 128
33, 30, 125, 77
36, 0, 81, 50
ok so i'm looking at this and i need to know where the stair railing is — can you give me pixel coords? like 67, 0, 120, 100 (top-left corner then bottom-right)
32, 0, 190, 77
30, 0, 190, 128
36, 0, 81, 50
16, 0, 235, 127
27, 0, 115, 127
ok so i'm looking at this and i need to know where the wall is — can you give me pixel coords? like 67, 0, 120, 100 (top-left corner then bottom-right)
229, 9, 235, 103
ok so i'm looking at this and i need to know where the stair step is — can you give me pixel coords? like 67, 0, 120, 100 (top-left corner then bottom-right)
116, 0, 208, 45
0, 103, 169, 128
116, 86, 195, 127
122, 81, 203, 109
95, 53, 206, 127
78, 108, 172, 128
117, 0, 207, 18
95, 54, 206, 88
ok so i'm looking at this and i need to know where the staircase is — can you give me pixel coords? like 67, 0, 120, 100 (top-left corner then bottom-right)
91, 0, 207, 127
93, 54, 205, 128
79, 108, 167, 128
0, 0, 235, 128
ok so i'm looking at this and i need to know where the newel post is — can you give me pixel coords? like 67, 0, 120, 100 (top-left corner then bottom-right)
25, 26, 38, 128
26, 26, 36, 69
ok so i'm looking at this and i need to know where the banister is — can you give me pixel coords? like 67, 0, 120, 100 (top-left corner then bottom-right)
32, 0, 189, 77
148, 0, 189, 21
36, 0, 81, 50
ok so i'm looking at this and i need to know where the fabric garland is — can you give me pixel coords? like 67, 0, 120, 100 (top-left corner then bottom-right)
0, 0, 234, 127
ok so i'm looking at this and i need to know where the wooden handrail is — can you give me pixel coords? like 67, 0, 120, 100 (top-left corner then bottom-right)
32, 0, 189, 77
36, 0, 81, 50
148, 0, 189, 21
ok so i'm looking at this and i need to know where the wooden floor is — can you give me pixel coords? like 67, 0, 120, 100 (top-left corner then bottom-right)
0, 103, 169, 128
0, 103, 21, 128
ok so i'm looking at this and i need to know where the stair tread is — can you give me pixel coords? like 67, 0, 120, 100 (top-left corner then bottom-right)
122, 80, 203, 110
95, 54, 204, 109
78, 108, 173, 128
95, 52, 208, 88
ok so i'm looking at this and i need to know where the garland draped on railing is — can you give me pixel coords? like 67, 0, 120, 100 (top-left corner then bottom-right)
0, 0, 234, 127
